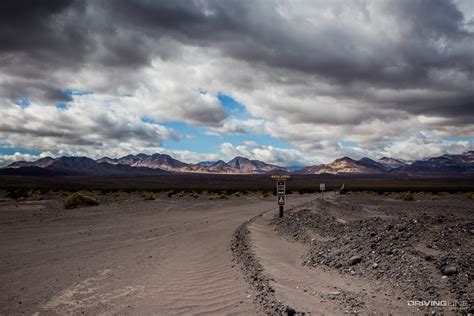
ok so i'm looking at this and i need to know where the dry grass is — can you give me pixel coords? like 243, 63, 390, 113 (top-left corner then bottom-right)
141, 192, 156, 200
398, 192, 414, 201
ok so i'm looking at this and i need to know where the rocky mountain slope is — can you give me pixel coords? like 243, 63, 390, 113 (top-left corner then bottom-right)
301, 157, 386, 174
4, 154, 287, 175
396, 151, 474, 174
377, 157, 407, 170
3, 151, 473, 176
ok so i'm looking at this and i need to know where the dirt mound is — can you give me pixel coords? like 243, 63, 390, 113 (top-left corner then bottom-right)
273, 199, 473, 314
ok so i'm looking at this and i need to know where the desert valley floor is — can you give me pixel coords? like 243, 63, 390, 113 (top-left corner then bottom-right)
0, 190, 472, 315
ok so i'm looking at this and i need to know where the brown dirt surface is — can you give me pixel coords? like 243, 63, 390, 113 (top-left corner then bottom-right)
268, 192, 473, 314
0, 191, 272, 314
1, 189, 472, 315
0, 190, 313, 315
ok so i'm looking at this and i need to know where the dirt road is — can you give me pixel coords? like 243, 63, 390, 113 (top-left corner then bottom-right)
0, 193, 314, 315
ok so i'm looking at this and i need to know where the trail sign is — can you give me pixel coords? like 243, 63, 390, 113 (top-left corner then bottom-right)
277, 194, 285, 205
270, 174, 292, 181
270, 175, 289, 217
277, 181, 285, 194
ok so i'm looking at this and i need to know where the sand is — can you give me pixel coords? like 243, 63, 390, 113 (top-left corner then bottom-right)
0, 192, 312, 315
1, 191, 471, 315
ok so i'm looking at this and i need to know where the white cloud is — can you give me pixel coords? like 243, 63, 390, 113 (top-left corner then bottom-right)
1, 1, 473, 166
0, 152, 44, 168
219, 142, 314, 166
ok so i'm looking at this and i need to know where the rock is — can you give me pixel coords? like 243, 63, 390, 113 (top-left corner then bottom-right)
372, 263, 378, 269
286, 306, 296, 316
349, 256, 362, 265
443, 266, 458, 275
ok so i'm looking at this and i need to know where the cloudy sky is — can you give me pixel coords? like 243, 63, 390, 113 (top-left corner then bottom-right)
1, 0, 473, 167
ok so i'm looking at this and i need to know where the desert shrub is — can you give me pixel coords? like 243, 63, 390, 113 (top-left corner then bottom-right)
176, 191, 187, 198
140, 192, 155, 200
208, 193, 228, 200
63, 192, 99, 209
144, 194, 156, 200
190, 192, 199, 199
467, 193, 474, 200
398, 192, 414, 201
6, 188, 36, 200
262, 191, 271, 198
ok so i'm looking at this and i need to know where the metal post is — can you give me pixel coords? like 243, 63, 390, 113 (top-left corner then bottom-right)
279, 205, 284, 218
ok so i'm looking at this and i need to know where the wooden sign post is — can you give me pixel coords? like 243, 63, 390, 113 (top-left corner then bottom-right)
270, 175, 292, 217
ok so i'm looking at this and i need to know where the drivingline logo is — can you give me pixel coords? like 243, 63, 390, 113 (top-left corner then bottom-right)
407, 300, 469, 310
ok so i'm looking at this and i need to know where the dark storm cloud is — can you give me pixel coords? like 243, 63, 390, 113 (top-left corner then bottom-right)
96, 0, 474, 120
0, 0, 77, 51
0, 0, 92, 60
0, 0, 473, 122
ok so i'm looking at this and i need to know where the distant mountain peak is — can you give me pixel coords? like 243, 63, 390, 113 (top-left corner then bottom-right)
3, 151, 473, 176
302, 156, 385, 174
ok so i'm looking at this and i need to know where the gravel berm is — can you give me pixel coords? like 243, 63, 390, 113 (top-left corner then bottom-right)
231, 212, 298, 315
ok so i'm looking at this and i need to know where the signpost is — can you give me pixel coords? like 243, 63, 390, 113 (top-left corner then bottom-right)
320, 183, 326, 200
270, 175, 291, 217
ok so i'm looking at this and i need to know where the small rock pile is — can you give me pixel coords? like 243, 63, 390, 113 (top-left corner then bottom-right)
272, 208, 345, 242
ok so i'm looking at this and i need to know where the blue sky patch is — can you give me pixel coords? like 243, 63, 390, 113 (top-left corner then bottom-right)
16, 98, 31, 108
64, 88, 92, 97
218, 93, 250, 119
442, 136, 474, 142
56, 102, 70, 110
0, 147, 41, 156
161, 121, 293, 153
340, 140, 358, 148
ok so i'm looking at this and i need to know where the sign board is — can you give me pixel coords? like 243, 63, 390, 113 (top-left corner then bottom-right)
277, 193, 285, 205
270, 174, 292, 181
320, 183, 326, 191
277, 181, 285, 194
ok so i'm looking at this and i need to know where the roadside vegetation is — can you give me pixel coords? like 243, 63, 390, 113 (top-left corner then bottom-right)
398, 192, 414, 201
140, 192, 156, 200
63, 192, 99, 209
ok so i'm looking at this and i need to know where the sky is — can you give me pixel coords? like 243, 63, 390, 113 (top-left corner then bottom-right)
0, 0, 473, 167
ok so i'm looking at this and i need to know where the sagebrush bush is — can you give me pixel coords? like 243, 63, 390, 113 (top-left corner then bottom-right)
7, 189, 34, 200
467, 193, 474, 200
208, 193, 228, 200
398, 192, 414, 201
141, 192, 156, 200
63, 192, 99, 209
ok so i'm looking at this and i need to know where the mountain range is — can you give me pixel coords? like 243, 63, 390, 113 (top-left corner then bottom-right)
2, 151, 474, 176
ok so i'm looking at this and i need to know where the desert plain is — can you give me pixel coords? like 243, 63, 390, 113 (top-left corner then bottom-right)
0, 179, 472, 315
